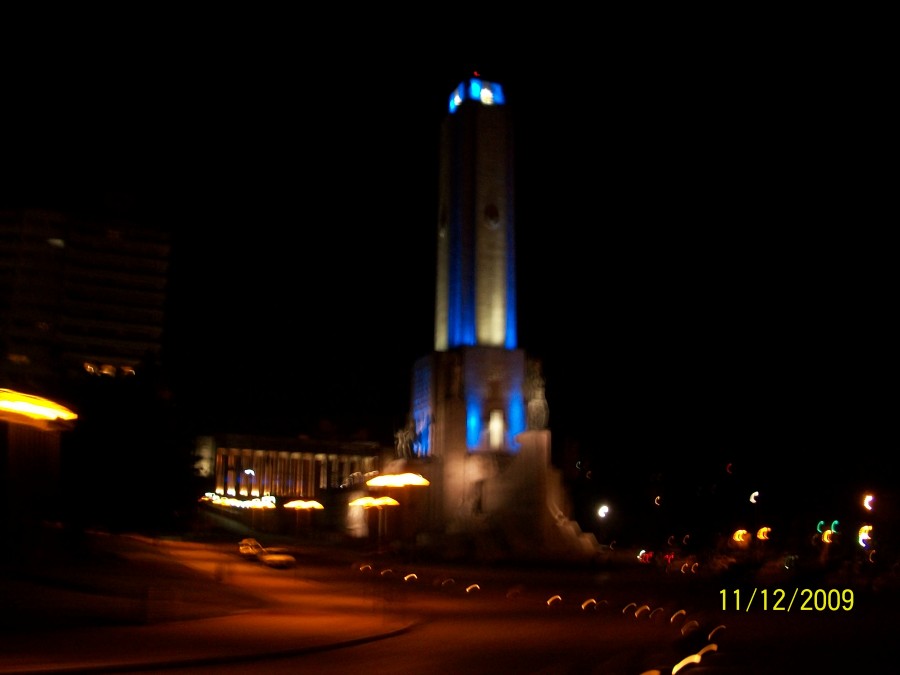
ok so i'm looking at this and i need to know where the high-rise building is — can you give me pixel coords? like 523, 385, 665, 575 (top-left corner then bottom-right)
1, 207, 168, 530
403, 77, 597, 561
0, 208, 170, 404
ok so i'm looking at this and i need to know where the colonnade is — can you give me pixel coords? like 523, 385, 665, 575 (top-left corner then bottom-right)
214, 445, 378, 501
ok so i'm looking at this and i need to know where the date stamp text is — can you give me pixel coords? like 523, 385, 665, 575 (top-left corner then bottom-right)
720, 588, 854, 611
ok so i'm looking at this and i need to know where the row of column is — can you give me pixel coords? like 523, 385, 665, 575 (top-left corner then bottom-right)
214, 447, 376, 500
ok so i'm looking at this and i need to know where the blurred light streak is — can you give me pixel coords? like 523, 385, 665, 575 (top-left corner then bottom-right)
672, 654, 701, 673
708, 625, 727, 640
348, 496, 400, 507
681, 620, 700, 636
859, 525, 873, 547
670, 609, 687, 623
733, 529, 749, 543
283, 499, 324, 510
202, 493, 276, 509
0, 388, 78, 425
366, 473, 430, 487
698, 643, 718, 656
672, 643, 718, 673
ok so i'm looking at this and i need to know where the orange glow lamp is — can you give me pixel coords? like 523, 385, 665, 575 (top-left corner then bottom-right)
0, 388, 78, 429
366, 473, 430, 487
283, 500, 324, 510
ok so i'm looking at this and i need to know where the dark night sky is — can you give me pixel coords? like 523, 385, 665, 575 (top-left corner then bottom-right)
2, 23, 895, 504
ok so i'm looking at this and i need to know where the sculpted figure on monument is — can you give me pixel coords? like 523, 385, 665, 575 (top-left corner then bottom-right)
525, 359, 549, 430
394, 416, 415, 459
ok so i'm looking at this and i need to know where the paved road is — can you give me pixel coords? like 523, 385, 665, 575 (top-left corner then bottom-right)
0, 531, 410, 674
1, 529, 897, 673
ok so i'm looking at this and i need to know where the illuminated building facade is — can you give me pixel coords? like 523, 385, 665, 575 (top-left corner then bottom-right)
406, 77, 597, 560
203, 433, 387, 500
199, 433, 393, 535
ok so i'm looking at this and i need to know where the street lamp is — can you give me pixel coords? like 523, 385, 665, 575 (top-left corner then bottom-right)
284, 499, 324, 534
365, 473, 430, 550
0, 388, 78, 430
366, 473, 430, 487
348, 496, 400, 553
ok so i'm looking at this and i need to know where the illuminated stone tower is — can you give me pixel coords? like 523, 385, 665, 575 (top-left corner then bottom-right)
403, 77, 597, 561
434, 77, 517, 354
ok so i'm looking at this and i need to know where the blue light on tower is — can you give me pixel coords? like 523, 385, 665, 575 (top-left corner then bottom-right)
504, 214, 517, 350
448, 78, 506, 114
466, 396, 482, 449
507, 393, 526, 450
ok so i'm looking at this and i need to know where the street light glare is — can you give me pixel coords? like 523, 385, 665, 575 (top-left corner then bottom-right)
348, 496, 400, 508
366, 473, 430, 487
284, 500, 324, 510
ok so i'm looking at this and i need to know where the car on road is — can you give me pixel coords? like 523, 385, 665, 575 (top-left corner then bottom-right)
238, 537, 296, 568
257, 548, 297, 568
238, 538, 264, 558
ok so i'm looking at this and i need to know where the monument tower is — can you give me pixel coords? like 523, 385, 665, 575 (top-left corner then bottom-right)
402, 75, 597, 560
